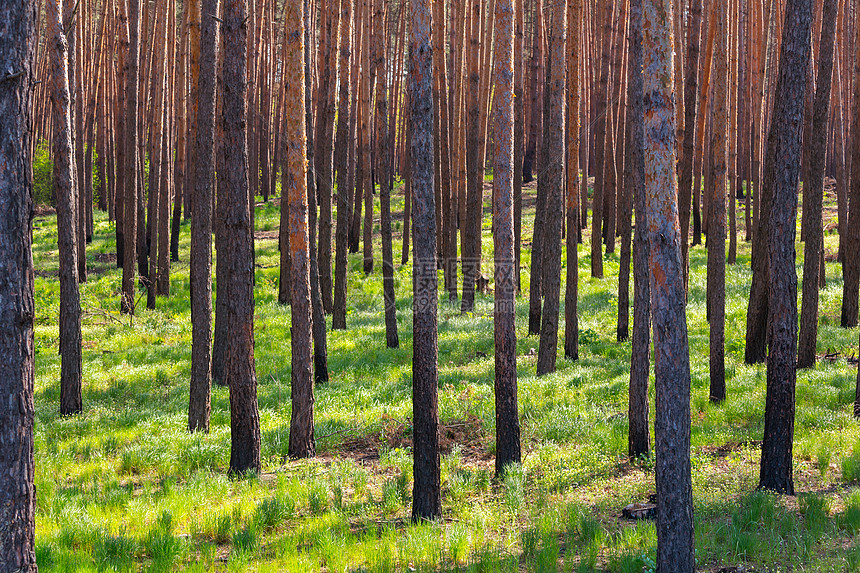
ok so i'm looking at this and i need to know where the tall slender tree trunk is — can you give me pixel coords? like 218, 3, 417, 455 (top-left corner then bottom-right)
316, 0, 337, 314
513, 0, 524, 293
223, 0, 261, 475
0, 0, 37, 567
306, 0, 330, 382
841, 3, 860, 329
286, 0, 315, 458
493, 0, 520, 477
360, 0, 374, 275
410, 0, 441, 520
797, 0, 838, 369
591, 0, 613, 279
121, 0, 141, 315
642, 0, 694, 567
376, 0, 398, 348
332, 0, 353, 330
50, 0, 83, 417
758, 0, 813, 496
535, 0, 566, 376
189, 0, 220, 433
707, 0, 728, 403
461, 0, 482, 314
679, 0, 704, 288
564, 0, 581, 361
628, 0, 650, 459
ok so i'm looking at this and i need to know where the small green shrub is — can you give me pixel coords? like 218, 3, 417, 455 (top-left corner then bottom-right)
842, 443, 860, 483
143, 511, 182, 564
841, 490, 860, 533
231, 524, 258, 554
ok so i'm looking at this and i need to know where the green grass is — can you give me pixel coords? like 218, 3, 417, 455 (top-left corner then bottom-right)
30, 179, 860, 571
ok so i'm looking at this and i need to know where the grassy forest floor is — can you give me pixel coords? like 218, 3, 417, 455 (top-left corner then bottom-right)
30, 177, 860, 572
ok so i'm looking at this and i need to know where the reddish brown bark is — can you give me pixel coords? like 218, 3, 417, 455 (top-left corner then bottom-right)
642, 0, 695, 567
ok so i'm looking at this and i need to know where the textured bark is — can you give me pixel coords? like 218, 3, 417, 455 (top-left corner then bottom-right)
627, 0, 649, 460
306, 0, 329, 382
590, 0, 613, 279
707, 0, 727, 403
316, 0, 337, 314
759, 0, 812, 495
0, 1, 37, 568
121, 0, 141, 315
642, 0, 695, 568
564, 0, 581, 361
410, 0, 441, 520
527, 140, 546, 334
841, 5, 860, 329
618, 14, 635, 343
360, 0, 373, 276
461, 0, 482, 314
513, 0, 524, 293
493, 0, 520, 477
678, 0, 704, 288
522, 0, 542, 184
535, 0, 566, 376
797, 0, 837, 369
50, 0, 83, 417
286, 0, 315, 459
332, 0, 352, 330
376, 0, 398, 349
223, 0, 261, 475
189, 0, 220, 433
115, 2, 128, 269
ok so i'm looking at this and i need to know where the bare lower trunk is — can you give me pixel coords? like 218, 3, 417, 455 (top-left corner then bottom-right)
410, 0, 441, 520
759, 0, 813, 496
798, 0, 837, 369
0, 2, 37, 567
223, 0, 261, 476
642, 0, 695, 567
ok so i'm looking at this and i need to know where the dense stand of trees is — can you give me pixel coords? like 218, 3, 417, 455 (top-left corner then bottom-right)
5, 0, 860, 567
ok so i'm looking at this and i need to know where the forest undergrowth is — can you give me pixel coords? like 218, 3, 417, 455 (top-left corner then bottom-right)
30, 179, 860, 572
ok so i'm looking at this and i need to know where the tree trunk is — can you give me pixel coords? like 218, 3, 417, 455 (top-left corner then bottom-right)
564, 0, 581, 361
410, 0, 441, 520
50, 0, 83, 417
121, 0, 141, 315
461, 0, 482, 314
189, 0, 220, 433
306, 0, 330, 382
627, 0, 650, 460
332, 0, 353, 330
707, 0, 727, 403
493, 0, 521, 477
841, 4, 860, 329
376, 0, 398, 349
316, 0, 338, 314
797, 0, 838, 369
286, 0, 315, 459
513, 0, 524, 293
223, 0, 261, 475
758, 0, 813, 496
0, 0, 37, 566
535, 0, 566, 376
642, 0, 695, 567
590, 0, 613, 279
679, 0, 703, 289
